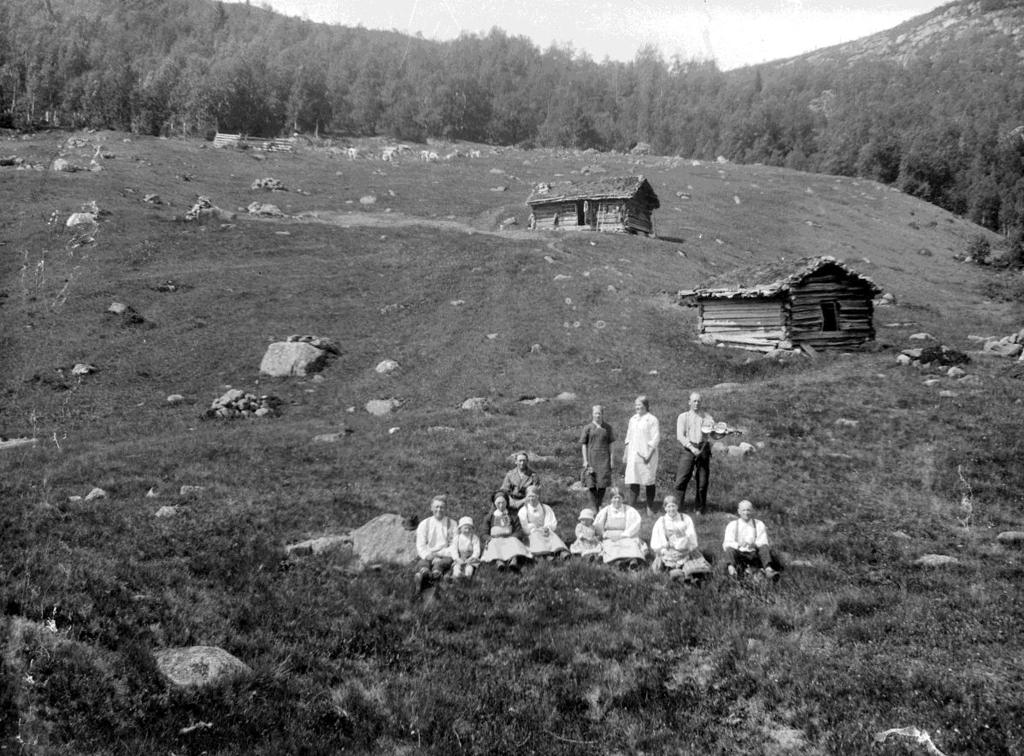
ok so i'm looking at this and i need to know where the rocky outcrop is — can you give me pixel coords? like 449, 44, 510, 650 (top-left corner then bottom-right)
205, 389, 280, 419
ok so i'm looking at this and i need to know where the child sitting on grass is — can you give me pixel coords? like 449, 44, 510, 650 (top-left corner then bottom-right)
570, 508, 602, 561
450, 516, 482, 580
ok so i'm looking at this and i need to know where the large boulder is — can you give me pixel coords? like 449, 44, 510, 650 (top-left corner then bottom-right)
260, 341, 329, 377
350, 513, 418, 566
153, 646, 252, 688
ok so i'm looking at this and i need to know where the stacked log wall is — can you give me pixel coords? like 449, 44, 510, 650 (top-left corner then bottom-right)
595, 200, 626, 232
531, 200, 581, 230
698, 299, 787, 350
623, 198, 653, 235
788, 272, 875, 348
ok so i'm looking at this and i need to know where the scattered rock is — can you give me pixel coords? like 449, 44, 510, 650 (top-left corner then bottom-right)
874, 291, 896, 306
350, 513, 418, 566
84, 487, 107, 501
179, 485, 204, 496
146, 487, 159, 498
834, 418, 859, 427
947, 366, 966, 378
553, 274, 571, 281
285, 534, 353, 558
66, 211, 97, 227
51, 158, 77, 172
908, 332, 934, 341
891, 530, 912, 540
0, 437, 37, 450
938, 390, 959, 398
166, 394, 185, 405
530, 343, 542, 354
153, 646, 252, 688
375, 359, 400, 374
461, 396, 488, 411
143, 193, 162, 205
71, 363, 97, 376
726, 442, 756, 458
365, 398, 400, 416
922, 378, 941, 387
553, 392, 577, 402
184, 196, 235, 222
155, 506, 180, 518
958, 374, 982, 385
246, 201, 284, 217
313, 431, 349, 443
260, 341, 330, 376
996, 531, 1024, 546
251, 177, 286, 191
206, 389, 280, 419
712, 382, 742, 393
427, 425, 456, 433
359, 195, 377, 205
914, 554, 959, 567
519, 396, 546, 405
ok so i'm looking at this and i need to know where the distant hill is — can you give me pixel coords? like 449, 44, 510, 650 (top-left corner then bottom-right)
784, 0, 1024, 66
2, 0, 1024, 242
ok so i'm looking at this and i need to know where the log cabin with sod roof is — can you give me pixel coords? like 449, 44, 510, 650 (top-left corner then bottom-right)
526, 176, 660, 235
690, 256, 882, 352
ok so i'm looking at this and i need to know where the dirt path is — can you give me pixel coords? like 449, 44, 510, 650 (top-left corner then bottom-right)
288, 209, 537, 240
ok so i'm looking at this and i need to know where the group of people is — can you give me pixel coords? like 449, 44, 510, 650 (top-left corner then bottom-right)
412, 394, 781, 593
579, 394, 719, 516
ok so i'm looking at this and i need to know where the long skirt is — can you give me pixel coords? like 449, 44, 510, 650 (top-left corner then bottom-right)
481, 536, 533, 563
654, 549, 711, 578
527, 530, 568, 556
601, 537, 647, 564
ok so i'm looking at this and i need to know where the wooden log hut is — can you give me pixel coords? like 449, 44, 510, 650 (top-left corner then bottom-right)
526, 176, 660, 235
691, 256, 882, 352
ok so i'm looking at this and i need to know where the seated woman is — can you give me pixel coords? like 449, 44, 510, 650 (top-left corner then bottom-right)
569, 508, 602, 561
650, 495, 711, 582
593, 488, 648, 569
518, 485, 570, 560
481, 491, 534, 572
500, 451, 540, 511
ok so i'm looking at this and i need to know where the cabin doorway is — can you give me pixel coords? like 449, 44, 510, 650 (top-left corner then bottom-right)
576, 200, 597, 228
820, 301, 840, 331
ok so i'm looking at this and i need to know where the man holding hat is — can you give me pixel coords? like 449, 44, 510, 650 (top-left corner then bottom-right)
675, 392, 715, 514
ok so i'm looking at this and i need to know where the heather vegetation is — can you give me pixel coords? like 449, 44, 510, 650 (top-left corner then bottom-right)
4, 0, 1024, 242
1, 128, 1023, 753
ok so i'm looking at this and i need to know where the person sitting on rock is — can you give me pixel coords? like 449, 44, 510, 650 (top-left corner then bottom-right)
500, 451, 540, 511
414, 495, 458, 593
722, 499, 778, 581
449, 517, 482, 580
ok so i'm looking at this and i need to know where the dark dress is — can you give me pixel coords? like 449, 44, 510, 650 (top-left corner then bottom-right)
579, 421, 615, 487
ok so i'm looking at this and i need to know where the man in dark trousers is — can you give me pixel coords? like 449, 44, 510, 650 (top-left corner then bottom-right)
674, 392, 714, 514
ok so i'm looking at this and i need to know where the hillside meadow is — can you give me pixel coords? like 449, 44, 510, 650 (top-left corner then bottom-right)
1, 130, 1023, 754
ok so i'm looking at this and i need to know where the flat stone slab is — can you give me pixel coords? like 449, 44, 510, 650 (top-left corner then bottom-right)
0, 437, 37, 450
285, 535, 353, 558
996, 531, 1024, 546
153, 646, 252, 688
914, 554, 959, 567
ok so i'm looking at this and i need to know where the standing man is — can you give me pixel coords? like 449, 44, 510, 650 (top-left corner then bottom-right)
623, 395, 660, 515
579, 404, 615, 509
675, 392, 714, 514
414, 495, 458, 594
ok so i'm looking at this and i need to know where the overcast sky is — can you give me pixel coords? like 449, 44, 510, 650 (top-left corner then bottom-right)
262, 0, 949, 70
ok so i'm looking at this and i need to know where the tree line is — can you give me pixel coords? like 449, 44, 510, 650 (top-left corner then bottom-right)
3, 0, 1024, 243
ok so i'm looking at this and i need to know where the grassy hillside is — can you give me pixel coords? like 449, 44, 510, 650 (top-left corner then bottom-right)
1, 130, 1023, 754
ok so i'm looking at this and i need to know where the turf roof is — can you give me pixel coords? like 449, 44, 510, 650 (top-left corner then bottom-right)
526, 175, 660, 207
693, 255, 882, 299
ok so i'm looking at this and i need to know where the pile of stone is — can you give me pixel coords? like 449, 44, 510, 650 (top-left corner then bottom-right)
896, 344, 970, 368
205, 388, 280, 419
251, 177, 287, 191
977, 327, 1024, 359
184, 196, 236, 222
